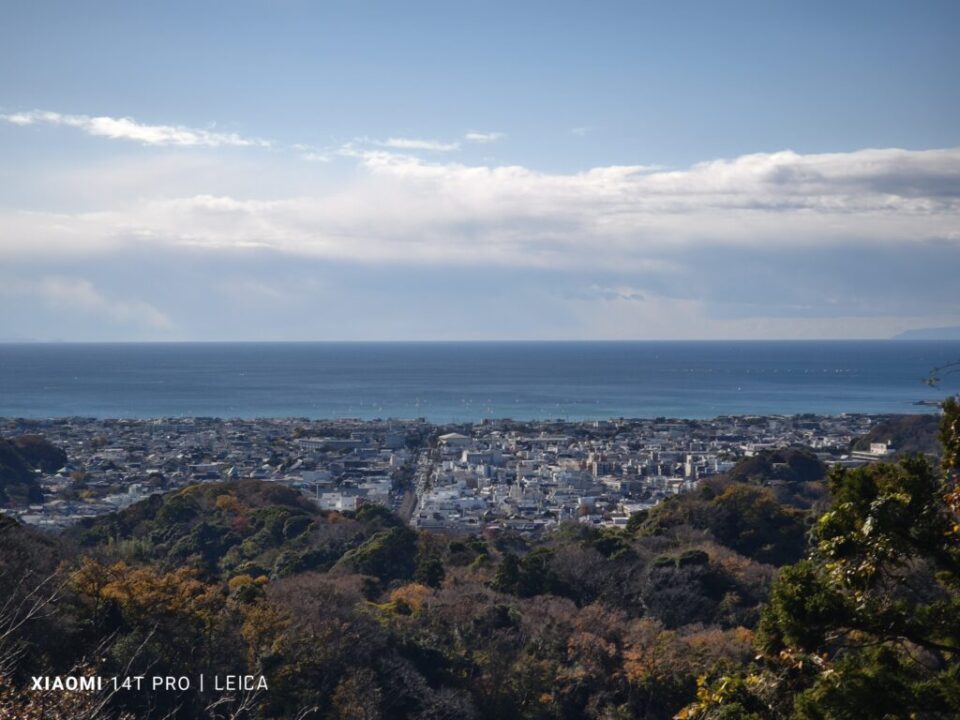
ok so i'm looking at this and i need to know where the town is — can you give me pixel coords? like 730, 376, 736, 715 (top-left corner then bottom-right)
0, 413, 898, 533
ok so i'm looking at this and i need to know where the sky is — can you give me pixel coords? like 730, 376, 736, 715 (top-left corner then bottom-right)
1, 0, 958, 341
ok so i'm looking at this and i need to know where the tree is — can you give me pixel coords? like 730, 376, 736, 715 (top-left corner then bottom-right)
683, 398, 960, 719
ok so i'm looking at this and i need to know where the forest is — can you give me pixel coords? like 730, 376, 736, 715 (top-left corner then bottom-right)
0, 399, 957, 720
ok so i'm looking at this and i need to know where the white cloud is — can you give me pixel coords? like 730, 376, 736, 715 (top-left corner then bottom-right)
378, 137, 460, 152
1, 146, 957, 273
1, 109, 270, 148
464, 131, 504, 143
0, 276, 173, 330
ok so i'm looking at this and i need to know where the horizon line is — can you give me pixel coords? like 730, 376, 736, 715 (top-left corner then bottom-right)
2, 338, 957, 345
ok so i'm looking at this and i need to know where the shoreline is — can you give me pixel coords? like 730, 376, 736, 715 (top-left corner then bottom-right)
0, 407, 945, 424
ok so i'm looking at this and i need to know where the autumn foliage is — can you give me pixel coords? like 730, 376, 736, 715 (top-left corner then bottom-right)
0, 404, 958, 718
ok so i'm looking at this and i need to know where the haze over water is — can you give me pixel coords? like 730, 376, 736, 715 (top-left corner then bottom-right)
1, 341, 957, 422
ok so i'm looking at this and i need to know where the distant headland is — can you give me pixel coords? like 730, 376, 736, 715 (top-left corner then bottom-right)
893, 325, 960, 341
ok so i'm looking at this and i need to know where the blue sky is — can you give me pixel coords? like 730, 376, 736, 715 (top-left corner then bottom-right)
1, 0, 958, 340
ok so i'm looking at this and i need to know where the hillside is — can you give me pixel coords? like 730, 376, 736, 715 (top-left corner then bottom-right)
4, 472, 790, 719
724, 447, 826, 485
851, 413, 941, 455
0, 435, 66, 505
71, 479, 404, 583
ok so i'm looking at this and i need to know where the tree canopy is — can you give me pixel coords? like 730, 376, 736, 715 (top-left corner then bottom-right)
683, 397, 960, 719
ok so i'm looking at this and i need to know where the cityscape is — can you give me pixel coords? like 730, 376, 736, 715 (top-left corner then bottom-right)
2, 412, 897, 533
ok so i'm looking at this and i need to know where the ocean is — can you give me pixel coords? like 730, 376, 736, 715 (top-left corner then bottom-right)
0, 341, 957, 422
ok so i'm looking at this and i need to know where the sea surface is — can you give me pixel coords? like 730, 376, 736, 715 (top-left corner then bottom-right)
0, 341, 958, 422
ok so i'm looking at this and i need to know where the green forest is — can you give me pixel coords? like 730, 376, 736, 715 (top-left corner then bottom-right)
1, 399, 958, 719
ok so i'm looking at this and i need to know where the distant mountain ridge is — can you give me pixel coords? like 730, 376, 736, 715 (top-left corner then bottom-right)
893, 325, 960, 340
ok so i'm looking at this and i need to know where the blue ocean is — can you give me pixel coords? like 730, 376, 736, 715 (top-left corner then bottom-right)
0, 341, 957, 422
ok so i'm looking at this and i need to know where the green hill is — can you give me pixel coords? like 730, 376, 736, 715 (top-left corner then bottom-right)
725, 447, 826, 485
70, 479, 404, 583
851, 413, 941, 455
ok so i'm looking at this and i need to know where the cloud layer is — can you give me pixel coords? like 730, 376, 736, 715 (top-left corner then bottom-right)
3, 145, 957, 270
1, 110, 958, 339
1, 110, 270, 148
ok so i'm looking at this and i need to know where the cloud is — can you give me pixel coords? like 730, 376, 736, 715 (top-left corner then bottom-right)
4, 109, 958, 339
464, 131, 504, 143
1, 109, 270, 148
0, 276, 173, 330
1, 146, 958, 275
378, 137, 460, 152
